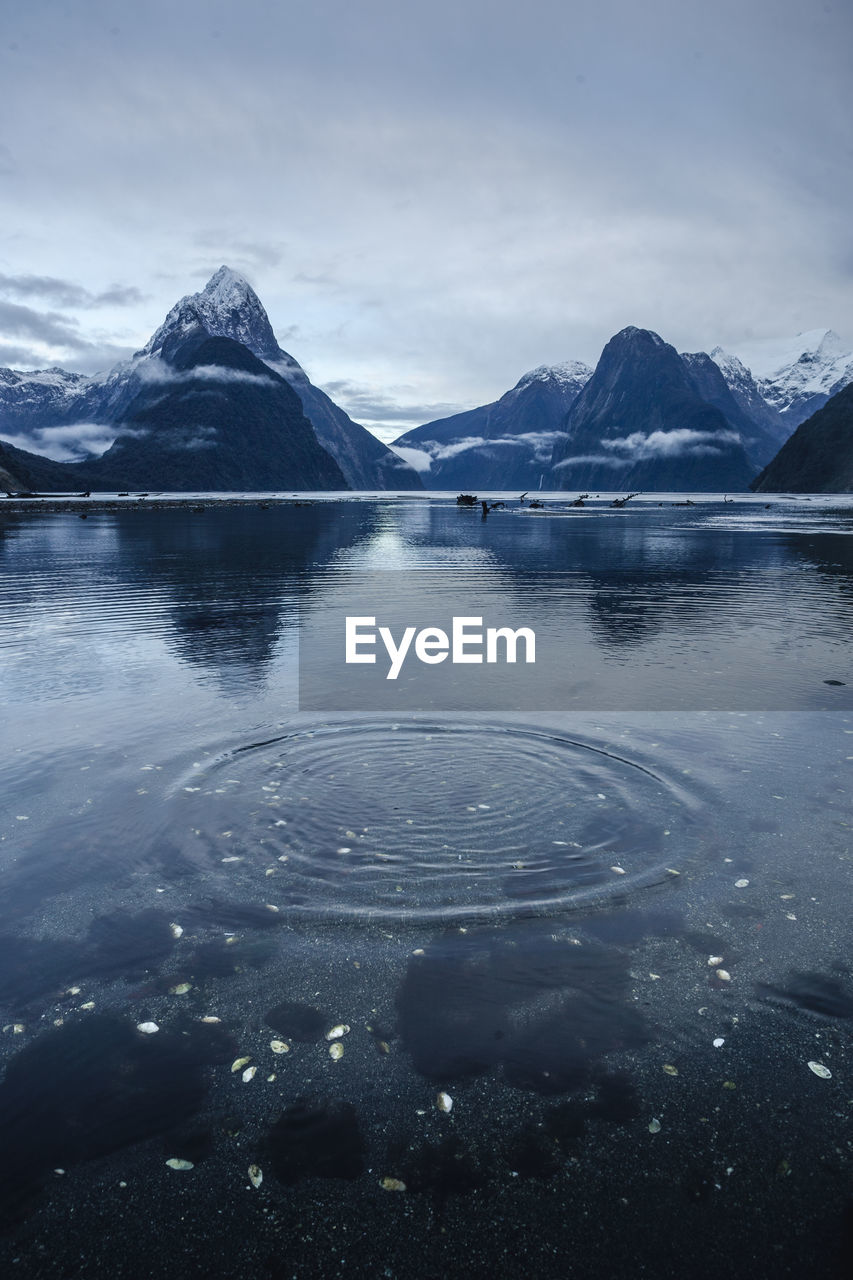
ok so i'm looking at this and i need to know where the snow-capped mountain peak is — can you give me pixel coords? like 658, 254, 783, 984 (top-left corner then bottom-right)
141, 265, 282, 362
717, 328, 853, 425
515, 360, 593, 391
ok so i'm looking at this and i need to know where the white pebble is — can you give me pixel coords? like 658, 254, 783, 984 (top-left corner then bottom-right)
713, 1038, 725, 1048
734, 879, 750, 888
165, 1158, 193, 1171
716, 969, 732, 982
136, 1021, 159, 1035
436, 1091, 453, 1113
807, 1061, 832, 1079
325, 1024, 350, 1040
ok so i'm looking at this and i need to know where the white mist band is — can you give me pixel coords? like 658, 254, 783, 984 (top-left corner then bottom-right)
345, 616, 536, 681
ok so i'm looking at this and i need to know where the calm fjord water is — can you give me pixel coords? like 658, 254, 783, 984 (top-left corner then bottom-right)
0, 495, 851, 1278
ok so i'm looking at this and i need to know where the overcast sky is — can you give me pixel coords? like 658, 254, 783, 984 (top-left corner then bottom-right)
1, 0, 851, 440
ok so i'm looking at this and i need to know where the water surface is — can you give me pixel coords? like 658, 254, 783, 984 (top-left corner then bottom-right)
0, 494, 851, 1278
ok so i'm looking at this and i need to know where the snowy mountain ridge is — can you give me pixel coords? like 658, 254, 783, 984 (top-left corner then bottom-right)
713, 329, 853, 425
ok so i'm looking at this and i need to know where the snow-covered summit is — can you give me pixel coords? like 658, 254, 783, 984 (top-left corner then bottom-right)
515, 360, 593, 391
141, 266, 283, 362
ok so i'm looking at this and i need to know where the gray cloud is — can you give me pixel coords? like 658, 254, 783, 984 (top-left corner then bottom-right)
554, 429, 743, 468
0, 274, 143, 308
0, 0, 850, 416
322, 379, 463, 426
388, 445, 433, 473
1, 422, 117, 462
601, 429, 743, 460
0, 300, 88, 350
133, 358, 276, 388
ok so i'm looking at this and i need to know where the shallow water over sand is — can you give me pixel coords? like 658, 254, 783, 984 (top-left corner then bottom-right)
0, 495, 851, 1278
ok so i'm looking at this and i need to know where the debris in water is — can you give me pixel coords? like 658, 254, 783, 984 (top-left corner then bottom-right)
662, 1064, 679, 1076
713, 1038, 725, 1048
436, 1091, 453, 1112
200, 1016, 221, 1024
165, 1158, 194, 1171
248, 1164, 263, 1188
708, 956, 724, 967
716, 969, 732, 982
325, 1024, 350, 1040
170, 923, 184, 938
329, 1042, 344, 1061
807, 1061, 832, 1079
734, 879, 750, 888
231, 1056, 252, 1073
380, 1177, 407, 1191
136, 1021, 159, 1034
242, 1066, 257, 1083
648, 1119, 661, 1134
169, 982, 192, 995
270, 1039, 290, 1054
611, 866, 626, 875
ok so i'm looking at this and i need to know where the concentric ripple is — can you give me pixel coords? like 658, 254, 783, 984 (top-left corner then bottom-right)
170, 721, 706, 922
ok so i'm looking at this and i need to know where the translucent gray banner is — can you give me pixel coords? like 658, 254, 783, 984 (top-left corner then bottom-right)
297, 570, 852, 711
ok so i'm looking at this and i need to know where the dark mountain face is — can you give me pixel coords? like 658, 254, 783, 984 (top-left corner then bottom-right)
83, 329, 348, 492
751, 382, 853, 493
709, 348, 791, 447
0, 438, 96, 492
680, 351, 781, 469
550, 328, 757, 492
143, 267, 421, 491
394, 363, 592, 489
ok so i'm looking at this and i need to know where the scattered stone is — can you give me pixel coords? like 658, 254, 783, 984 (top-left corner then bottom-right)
380, 1177, 407, 1191
248, 1164, 263, 1188
807, 1061, 832, 1079
325, 1024, 350, 1041
169, 982, 192, 995
436, 1091, 453, 1112
270, 1039, 290, 1054
231, 1056, 252, 1073
328, 1042, 344, 1061
165, 1158, 194, 1171
662, 1064, 679, 1076
648, 1118, 661, 1134
136, 1021, 159, 1035
242, 1066, 258, 1083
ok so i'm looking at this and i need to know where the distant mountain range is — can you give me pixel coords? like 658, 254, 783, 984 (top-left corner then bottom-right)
393, 361, 593, 489
395, 326, 853, 492
0, 267, 421, 492
2, 271, 852, 493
